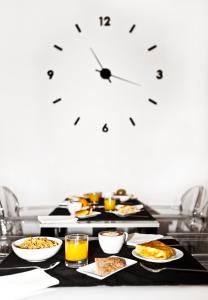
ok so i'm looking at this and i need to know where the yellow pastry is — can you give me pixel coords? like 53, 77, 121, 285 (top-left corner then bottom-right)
75, 207, 92, 217
135, 240, 176, 260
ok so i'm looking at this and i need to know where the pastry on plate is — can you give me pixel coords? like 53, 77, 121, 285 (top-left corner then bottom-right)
117, 205, 140, 215
135, 240, 176, 260
75, 208, 92, 217
95, 257, 126, 276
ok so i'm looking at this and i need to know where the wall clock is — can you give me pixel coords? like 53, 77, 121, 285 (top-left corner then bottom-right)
47, 16, 163, 133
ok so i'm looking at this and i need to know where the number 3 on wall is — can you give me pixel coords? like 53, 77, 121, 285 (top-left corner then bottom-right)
156, 69, 163, 79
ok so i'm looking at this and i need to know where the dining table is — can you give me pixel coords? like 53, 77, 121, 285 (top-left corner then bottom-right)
39, 198, 159, 236
1, 236, 208, 287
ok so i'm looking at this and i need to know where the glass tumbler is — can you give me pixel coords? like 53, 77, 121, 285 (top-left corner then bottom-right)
65, 234, 88, 268
104, 197, 116, 211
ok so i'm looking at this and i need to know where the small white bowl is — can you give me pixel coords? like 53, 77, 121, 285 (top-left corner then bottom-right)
113, 195, 131, 202
12, 236, 62, 262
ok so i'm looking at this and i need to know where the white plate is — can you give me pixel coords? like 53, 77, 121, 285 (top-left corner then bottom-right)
111, 204, 143, 217
77, 211, 101, 219
132, 248, 184, 263
77, 256, 137, 280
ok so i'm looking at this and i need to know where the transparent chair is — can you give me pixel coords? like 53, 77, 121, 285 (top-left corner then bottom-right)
0, 186, 23, 235
151, 186, 208, 233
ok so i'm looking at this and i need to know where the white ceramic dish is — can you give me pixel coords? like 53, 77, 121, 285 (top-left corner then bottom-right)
113, 195, 133, 202
77, 256, 137, 280
12, 237, 62, 262
132, 248, 184, 263
111, 204, 143, 217
77, 211, 101, 219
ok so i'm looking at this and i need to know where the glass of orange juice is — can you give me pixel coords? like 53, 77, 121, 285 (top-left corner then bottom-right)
88, 192, 101, 204
104, 195, 116, 211
65, 234, 88, 268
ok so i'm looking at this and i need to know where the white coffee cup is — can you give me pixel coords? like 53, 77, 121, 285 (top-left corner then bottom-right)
98, 230, 128, 254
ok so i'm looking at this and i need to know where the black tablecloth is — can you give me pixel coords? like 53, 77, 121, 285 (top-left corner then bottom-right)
1, 239, 208, 286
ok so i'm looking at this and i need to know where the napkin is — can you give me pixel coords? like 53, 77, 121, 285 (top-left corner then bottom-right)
38, 215, 77, 224
127, 233, 164, 246
0, 269, 59, 300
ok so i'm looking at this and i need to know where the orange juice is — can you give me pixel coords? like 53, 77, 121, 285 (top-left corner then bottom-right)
65, 234, 88, 268
65, 239, 88, 261
88, 192, 101, 204
104, 198, 116, 211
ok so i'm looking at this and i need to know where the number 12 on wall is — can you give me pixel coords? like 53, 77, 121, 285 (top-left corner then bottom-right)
99, 16, 111, 26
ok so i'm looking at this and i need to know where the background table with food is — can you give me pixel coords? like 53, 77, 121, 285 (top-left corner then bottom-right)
39, 189, 159, 236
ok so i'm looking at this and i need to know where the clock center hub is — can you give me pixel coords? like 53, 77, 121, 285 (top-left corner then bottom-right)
100, 68, 111, 80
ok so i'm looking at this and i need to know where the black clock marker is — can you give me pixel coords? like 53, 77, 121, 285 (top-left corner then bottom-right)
148, 45, 157, 51
129, 117, 136, 126
53, 98, 62, 104
75, 24, 82, 33
102, 124, 109, 132
47, 70, 54, 79
156, 69, 163, 79
129, 24, 136, 33
148, 98, 157, 105
74, 117, 80, 125
54, 45, 63, 51
99, 16, 111, 26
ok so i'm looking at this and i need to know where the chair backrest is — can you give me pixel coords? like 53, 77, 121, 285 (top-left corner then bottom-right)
180, 186, 207, 216
0, 186, 22, 235
178, 186, 208, 232
0, 186, 20, 218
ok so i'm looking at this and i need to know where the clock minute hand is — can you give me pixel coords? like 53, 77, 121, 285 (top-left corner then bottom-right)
111, 74, 142, 87
90, 48, 103, 69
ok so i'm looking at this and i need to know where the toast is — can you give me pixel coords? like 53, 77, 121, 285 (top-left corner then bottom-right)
95, 257, 126, 276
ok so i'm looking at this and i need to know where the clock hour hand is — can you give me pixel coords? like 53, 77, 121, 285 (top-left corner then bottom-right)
111, 74, 142, 87
90, 48, 103, 69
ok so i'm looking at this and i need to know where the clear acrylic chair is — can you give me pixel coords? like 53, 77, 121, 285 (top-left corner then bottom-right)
152, 186, 208, 233
0, 186, 23, 235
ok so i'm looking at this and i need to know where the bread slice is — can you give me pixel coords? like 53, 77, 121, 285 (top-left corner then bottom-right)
135, 240, 176, 260
95, 257, 126, 276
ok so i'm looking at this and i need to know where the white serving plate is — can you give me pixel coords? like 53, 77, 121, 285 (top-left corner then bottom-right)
77, 256, 137, 280
111, 204, 143, 217
132, 248, 184, 263
77, 211, 101, 219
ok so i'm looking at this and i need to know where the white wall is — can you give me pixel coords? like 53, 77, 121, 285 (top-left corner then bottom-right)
0, 0, 207, 206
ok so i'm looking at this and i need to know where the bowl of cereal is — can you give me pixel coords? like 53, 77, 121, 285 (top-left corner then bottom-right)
12, 236, 62, 262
